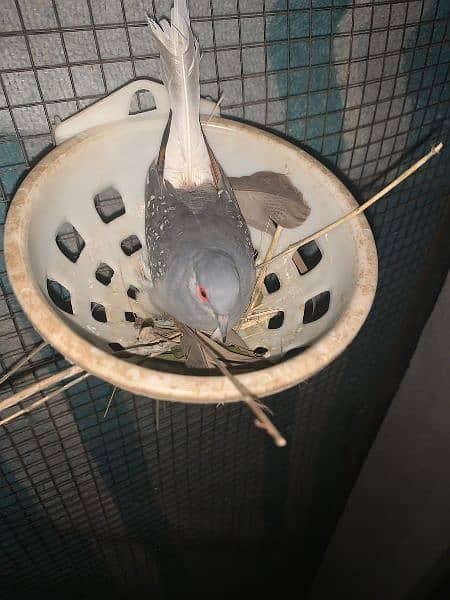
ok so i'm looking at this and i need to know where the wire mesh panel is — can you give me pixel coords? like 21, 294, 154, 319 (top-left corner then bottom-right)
0, 1, 449, 597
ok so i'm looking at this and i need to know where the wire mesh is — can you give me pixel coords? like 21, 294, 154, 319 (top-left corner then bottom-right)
0, 0, 449, 597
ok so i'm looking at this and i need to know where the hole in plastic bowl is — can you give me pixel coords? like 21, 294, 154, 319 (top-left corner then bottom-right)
95, 262, 114, 286
264, 273, 281, 294
303, 291, 330, 324
47, 279, 73, 314
109, 342, 124, 352
121, 235, 142, 256
55, 223, 85, 263
268, 311, 284, 329
292, 241, 322, 275
127, 285, 139, 300
94, 187, 125, 224
91, 302, 107, 323
253, 346, 268, 356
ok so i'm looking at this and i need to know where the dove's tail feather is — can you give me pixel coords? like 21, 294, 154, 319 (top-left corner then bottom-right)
148, 0, 212, 189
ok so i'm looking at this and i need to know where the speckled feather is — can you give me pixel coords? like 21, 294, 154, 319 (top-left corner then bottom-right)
143, 118, 255, 330
143, 1, 255, 332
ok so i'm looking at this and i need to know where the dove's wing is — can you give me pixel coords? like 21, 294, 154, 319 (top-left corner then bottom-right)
147, 0, 212, 189
230, 172, 310, 232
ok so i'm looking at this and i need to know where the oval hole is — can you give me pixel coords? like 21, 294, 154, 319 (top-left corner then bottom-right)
91, 302, 107, 323
127, 285, 139, 300
303, 291, 330, 324
129, 89, 156, 115
94, 187, 125, 224
95, 262, 114, 286
55, 223, 85, 263
292, 241, 322, 275
284, 345, 309, 359
264, 273, 280, 294
268, 311, 284, 329
109, 342, 124, 352
253, 248, 259, 260
253, 346, 268, 356
47, 279, 73, 314
121, 235, 142, 256
125, 312, 135, 322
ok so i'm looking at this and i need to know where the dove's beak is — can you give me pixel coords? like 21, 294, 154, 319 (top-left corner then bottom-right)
217, 314, 229, 343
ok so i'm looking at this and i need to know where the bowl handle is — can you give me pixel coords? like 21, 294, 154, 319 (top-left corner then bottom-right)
54, 78, 219, 145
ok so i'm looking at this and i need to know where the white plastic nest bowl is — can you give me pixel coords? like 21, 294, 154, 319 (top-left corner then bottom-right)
5, 80, 377, 403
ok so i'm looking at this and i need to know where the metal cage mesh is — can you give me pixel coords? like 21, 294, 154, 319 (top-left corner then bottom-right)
0, 1, 449, 597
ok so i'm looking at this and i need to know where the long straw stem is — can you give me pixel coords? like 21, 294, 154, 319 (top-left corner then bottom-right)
0, 365, 84, 414
259, 143, 443, 268
0, 341, 48, 386
239, 224, 283, 326
0, 373, 90, 427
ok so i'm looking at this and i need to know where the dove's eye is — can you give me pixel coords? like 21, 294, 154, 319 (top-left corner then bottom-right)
197, 285, 209, 303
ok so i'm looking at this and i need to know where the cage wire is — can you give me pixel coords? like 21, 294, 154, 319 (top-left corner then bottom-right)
0, 0, 449, 597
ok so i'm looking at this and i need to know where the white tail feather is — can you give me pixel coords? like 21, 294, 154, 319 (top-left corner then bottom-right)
147, 0, 212, 189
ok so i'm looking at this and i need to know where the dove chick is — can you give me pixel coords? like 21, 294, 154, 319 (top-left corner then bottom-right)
144, 0, 255, 341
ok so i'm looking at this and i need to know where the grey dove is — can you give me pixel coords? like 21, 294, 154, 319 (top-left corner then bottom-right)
144, 0, 255, 341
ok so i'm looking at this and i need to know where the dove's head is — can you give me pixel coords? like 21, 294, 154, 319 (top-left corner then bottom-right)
188, 250, 241, 341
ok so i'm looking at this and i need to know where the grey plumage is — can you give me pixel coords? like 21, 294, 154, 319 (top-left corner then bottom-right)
143, 1, 255, 339
144, 117, 255, 335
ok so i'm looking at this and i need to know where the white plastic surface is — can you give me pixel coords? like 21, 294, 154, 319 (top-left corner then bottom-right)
5, 79, 377, 400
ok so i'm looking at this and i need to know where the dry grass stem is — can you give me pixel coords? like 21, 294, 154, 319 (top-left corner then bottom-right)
248, 399, 287, 448
211, 354, 285, 447
239, 224, 283, 328
183, 327, 285, 445
0, 341, 48, 386
103, 386, 118, 419
0, 373, 90, 427
0, 365, 84, 414
239, 308, 282, 329
155, 400, 160, 431
260, 143, 444, 268
206, 94, 224, 124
